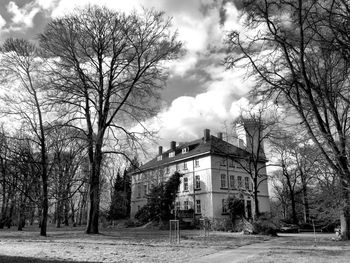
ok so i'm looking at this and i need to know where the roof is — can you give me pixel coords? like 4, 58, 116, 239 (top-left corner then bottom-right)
134, 135, 267, 173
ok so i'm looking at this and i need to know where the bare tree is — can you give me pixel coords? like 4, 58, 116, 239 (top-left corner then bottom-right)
39, 6, 182, 234
226, 0, 350, 239
0, 39, 50, 236
47, 125, 86, 227
234, 103, 279, 218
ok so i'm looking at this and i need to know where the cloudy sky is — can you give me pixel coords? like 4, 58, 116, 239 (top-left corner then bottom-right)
0, 0, 255, 151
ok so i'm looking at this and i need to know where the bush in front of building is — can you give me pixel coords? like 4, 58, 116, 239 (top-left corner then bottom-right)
135, 172, 182, 224
227, 196, 245, 222
210, 217, 232, 231
252, 213, 278, 236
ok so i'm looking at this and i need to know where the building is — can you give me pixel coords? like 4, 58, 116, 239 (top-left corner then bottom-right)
130, 128, 270, 223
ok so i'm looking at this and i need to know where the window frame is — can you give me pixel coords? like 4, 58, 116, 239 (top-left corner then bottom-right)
220, 173, 227, 188
195, 175, 201, 189
184, 200, 189, 210
244, 177, 250, 190
183, 177, 189, 191
229, 174, 235, 189
183, 161, 188, 170
220, 158, 227, 166
195, 159, 200, 167
196, 200, 201, 214
238, 176, 243, 188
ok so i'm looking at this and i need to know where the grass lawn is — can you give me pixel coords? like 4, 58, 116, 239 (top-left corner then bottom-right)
0, 224, 270, 262
0, 225, 349, 262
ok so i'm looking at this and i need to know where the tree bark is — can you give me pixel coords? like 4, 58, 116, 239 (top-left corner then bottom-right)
301, 175, 310, 223
340, 180, 350, 240
85, 143, 102, 234
253, 177, 260, 218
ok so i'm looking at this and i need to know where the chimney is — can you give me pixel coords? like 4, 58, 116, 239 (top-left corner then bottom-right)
158, 146, 163, 155
217, 132, 223, 140
204, 129, 210, 142
170, 141, 176, 150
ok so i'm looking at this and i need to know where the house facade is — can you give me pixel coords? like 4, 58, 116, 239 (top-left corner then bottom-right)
130, 128, 270, 222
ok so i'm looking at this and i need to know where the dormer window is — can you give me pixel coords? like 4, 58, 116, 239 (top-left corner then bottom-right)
182, 147, 189, 154
157, 155, 162, 161
169, 151, 175, 158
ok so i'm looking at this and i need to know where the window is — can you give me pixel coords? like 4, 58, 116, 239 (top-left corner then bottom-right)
165, 166, 170, 174
195, 159, 200, 167
238, 176, 242, 188
183, 177, 188, 191
175, 201, 180, 210
222, 199, 227, 213
196, 200, 201, 214
176, 163, 180, 171
157, 155, 162, 161
245, 177, 250, 190
220, 158, 227, 166
229, 175, 235, 189
221, 174, 227, 188
137, 184, 141, 198
195, 175, 200, 189
182, 147, 189, 154
143, 184, 148, 197
184, 200, 189, 210
183, 162, 188, 170
169, 151, 175, 158
229, 159, 234, 167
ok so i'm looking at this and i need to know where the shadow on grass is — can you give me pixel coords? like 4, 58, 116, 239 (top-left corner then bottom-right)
0, 255, 100, 263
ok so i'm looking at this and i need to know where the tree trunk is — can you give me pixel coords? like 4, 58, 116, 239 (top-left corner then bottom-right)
301, 178, 310, 223
85, 138, 103, 234
64, 185, 70, 226
78, 192, 86, 226
253, 177, 260, 219
290, 191, 298, 224
340, 182, 350, 240
71, 200, 76, 227
85, 168, 100, 234
40, 176, 49, 236
56, 199, 62, 228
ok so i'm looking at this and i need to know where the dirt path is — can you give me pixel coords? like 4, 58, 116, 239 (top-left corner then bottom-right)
190, 233, 350, 263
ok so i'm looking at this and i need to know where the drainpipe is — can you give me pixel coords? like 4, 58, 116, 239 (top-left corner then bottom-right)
192, 158, 196, 223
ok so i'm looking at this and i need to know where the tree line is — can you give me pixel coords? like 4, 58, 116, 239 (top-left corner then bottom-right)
0, 6, 182, 236
225, 0, 350, 239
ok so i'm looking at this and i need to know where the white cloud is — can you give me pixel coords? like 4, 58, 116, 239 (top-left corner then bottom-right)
222, 2, 241, 32
45, 0, 252, 152
48, 0, 240, 78
145, 70, 254, 148
0, 15, 6, 30
34, 0, 57, 10
50, 0, 143, 18
7, 1, 40, 28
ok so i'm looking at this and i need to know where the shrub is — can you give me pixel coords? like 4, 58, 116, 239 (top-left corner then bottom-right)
135, 172, 182, 223
210, 218, 232, 231
252, 214, 278, 236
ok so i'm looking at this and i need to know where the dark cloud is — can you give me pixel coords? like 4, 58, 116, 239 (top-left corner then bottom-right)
161, 50, 226, 103
163, 74, 207, 102
0, 10, 50, 42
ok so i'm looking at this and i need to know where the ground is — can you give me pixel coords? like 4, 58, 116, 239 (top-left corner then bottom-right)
0, 225, 349, 262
